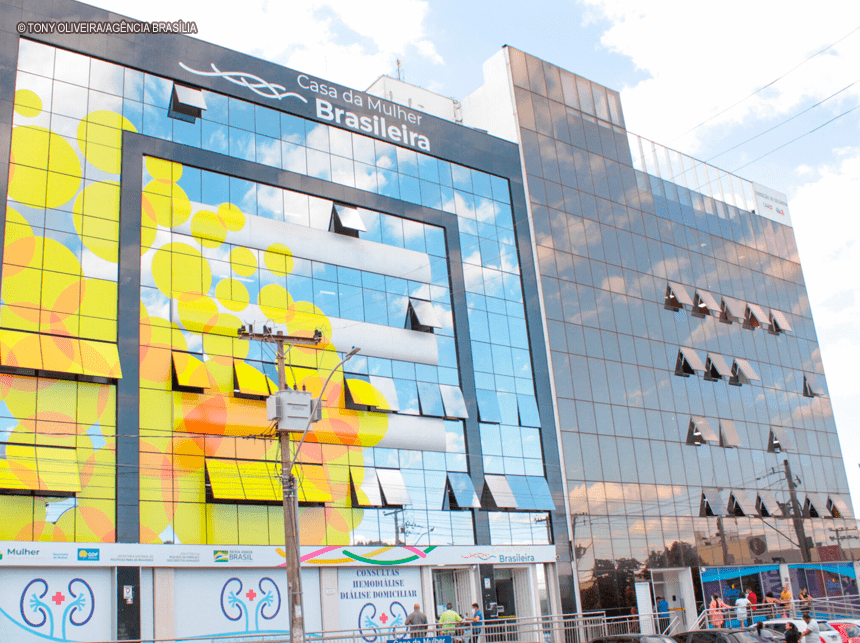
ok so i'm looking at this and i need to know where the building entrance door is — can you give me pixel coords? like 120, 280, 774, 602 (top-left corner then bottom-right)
650, 568, 697, 632
432, 569, 472, 620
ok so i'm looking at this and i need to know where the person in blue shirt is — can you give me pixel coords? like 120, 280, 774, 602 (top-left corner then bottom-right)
467, 602, 483, 643
656, 596, 669, 633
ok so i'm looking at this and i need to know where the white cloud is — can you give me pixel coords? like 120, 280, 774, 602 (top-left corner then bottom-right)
88, 0, 441, 89
580, 0, 860, 152
789, 150, 860, 511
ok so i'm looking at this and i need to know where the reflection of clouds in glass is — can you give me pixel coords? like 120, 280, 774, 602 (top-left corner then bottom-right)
256, 137, 280, 167
141, 287, 170, 321
475, 197, 496, 223
306, 123, 328, 151
445, 424, 465, 453
257, 185, 283, 219
81, 248, 118, 281
354, 163, 377, 193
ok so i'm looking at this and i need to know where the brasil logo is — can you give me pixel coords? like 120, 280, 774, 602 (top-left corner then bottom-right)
214, 550, 229, 563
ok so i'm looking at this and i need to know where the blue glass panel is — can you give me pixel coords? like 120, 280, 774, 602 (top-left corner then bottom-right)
472, 171, 493, 198
378, 168, 400, 199
123, 68, 144, 102
202, 91, 228, 124
424, 227, 446, 257
448, 472, 479, 508
396, 147, 419, 177
201, 170, 229, 205
255, 105, 280, 138
452, 165, 472, 193
506, 475, 536, 510
420, 180, 442, 210
525, 477, 555, 510
276, 113, 305, 145
476, 389, 501, 423
400, 174, 421, 205
227, 97, 255, 131
417, 382, 444, 417
143, 73, 171, 108
491, 175, 511, 204
122, 98, 143, 132
229, 127, 255, 162
517, 395, 540, 427
202, 120, 228, 155
497, 394, 518, 425
393, 379, 419, 414
172, 118, 200, 147
229, 177, 257, 215
143, 105, 172, 141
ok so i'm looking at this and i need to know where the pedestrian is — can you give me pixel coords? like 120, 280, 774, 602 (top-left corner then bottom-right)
404, 603, 428, 638
800, 612, 820, 643
439, 603, 463, 638
798, 587, 812, 617
656, 596, 669, 633
763, 592, 780, 619
709, 594, 728, 628
785, 622, 800, 643
780, 585, 793, 618
735, 593, 752, 627
466, 602, 483, 643
747, 588, 758, 618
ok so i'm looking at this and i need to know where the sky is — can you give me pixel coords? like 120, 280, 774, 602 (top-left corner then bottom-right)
87, 0, 860, 513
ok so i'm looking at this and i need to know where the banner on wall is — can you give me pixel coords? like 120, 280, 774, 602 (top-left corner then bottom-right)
173, 567, 321, 638
338, 567, 421, 641
0, 568, 112, 643
0, 542, 555, 568
752, 182, 792, 226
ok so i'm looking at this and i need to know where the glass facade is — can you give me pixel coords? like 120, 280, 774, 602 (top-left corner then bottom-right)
506, 46, 857, 614
1, 37, 558, 553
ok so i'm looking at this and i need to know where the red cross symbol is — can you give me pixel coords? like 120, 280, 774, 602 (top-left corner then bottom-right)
245, 589, 257, 602
52, 592, 65, 605
380, 613, 388, 624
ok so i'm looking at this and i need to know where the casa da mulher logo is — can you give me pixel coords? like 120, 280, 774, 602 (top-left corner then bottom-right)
214, 551, 229, 563
178, 62, 308, 103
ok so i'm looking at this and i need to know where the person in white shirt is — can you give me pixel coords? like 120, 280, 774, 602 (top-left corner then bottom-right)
734, 595, 752, 627
801, 612, 820, 643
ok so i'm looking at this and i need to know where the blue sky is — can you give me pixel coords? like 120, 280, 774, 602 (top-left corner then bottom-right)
88, 0, 860, 514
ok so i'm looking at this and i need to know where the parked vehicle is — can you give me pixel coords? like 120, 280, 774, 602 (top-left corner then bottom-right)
760, 619, 842, 643
673, 628, 760, 643
589, 634, 679, 643
827, 621, 860, 643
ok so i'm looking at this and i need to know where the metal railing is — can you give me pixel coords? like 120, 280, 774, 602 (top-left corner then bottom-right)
696, 595, 860, 630
92, 611, 681, 643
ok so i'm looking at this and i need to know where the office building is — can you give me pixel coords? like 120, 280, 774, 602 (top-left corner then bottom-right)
0, 1, 856, 640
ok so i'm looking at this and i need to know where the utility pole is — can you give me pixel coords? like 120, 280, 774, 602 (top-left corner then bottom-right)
783, 458, 812, 563
239, 324, 357, 643
829, 527, 859, 562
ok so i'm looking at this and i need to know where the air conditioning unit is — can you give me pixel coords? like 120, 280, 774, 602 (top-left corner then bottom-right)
748, 536, 768, 557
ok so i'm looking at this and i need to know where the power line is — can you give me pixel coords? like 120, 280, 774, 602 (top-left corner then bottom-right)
705, 79, 860, 163
733, 102, 860, 172
668, 23, 860, 145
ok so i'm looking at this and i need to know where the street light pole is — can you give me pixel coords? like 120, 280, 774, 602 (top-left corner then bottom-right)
238, 323, 358, 643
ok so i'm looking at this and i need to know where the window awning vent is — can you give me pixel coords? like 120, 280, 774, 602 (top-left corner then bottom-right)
828, 495, 854, 519
233, 359, 270, 397
804, 493, 830, 518
0, 444, 81, 494
417, 381, 445, 417
803, 373, 823, 398
446, 472, 481, 509
756, 490, 783, 517
768, 426, 795, 453
720, 297, 746, 324
693, 290, 721, 317
351, 467, 383, 507
719, 419, 742, 448
676, 347, 706, 377
439, 384, 469, 419
729, 490, 757, 516
745, 303, 770, 330
169, 84, 207, 122
705, 353, 732, 381
376, 468, 411, 506
731, 358, 760, 386
484, 474, 518, 509
406, 298, 441, 333
330, 204, 366, 237
687, 416, 718, 445
367, 376, 400, 411
665, 282, 694, 310
172, 351, 208, 390
701, 487, 727, 517
770, 309, 793, 334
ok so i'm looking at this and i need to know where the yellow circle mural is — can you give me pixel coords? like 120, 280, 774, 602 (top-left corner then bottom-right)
77, 111, 137, 174
150, 243, 211, 298
14, 89, 42, 117
263, 243, 293, 276
229, 247, 257, 277
9, 126, 81, 208
215, 279, 249, 311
